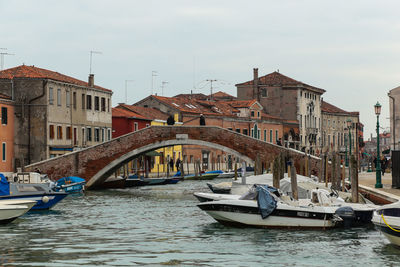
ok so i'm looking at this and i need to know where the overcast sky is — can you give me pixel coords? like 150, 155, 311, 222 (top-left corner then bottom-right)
1, 0, 399, 138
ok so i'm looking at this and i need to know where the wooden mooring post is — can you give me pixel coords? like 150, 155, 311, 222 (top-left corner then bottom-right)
351, 155, 359, 203
290, 159, 298, 200
273, 156, 280, 189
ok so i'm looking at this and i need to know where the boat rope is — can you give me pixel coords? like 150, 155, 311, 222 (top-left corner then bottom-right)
381, 214, 400, 232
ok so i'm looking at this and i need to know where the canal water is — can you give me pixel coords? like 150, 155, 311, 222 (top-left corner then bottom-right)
1, 179, 400, 266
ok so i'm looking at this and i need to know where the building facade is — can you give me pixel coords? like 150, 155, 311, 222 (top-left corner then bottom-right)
320, 100, 360, 158
0, 94, 14, 172
388, 86, 400, 150
236, 69, 325, 154
0, 65, 112, 168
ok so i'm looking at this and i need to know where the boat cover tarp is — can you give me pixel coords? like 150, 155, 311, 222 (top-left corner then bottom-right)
256, 185, 277, 219
0, 173, 10, 196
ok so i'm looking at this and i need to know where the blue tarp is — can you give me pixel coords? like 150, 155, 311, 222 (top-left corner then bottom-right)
0, 173, 10, 196
256, 185, 277, 219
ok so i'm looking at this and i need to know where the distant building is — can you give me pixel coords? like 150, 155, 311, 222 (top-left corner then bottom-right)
321, 100, 360, 155
236, 69, 325, 154
0, 93, 14, 172
388, 86, 400, 150
112, 107, 151, 138
0, 65, 113, 168
135, 94, 297, 171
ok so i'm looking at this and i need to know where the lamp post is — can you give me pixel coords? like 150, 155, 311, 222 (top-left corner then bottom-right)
375, 102, 383, 188
347, 119, 352, 180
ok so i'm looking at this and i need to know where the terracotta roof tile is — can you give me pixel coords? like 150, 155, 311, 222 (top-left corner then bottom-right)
223, 99, 258, 108
0, 93, 11, 100
0, 65, 112, 92
112, 107, 150, 120
117, 104, 169, 121
174, 93, 207, 100
236, 71, 325, 92
321, 100, 359, 116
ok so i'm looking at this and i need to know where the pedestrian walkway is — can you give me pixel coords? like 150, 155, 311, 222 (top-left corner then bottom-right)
358, 171, 400, 202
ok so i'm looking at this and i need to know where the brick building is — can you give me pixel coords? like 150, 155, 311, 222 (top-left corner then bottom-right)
112, 107, 151, 138
236, 69, 325, 154
0, 93, 14, 172
0, 65, 112, 168
135, 94, 298, 171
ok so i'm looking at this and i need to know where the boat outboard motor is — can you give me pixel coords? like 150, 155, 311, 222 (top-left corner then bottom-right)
335, 206, 355, 228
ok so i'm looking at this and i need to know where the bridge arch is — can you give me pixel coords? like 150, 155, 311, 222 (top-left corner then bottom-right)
25, 126, 322, 189
87, 138, 254, 188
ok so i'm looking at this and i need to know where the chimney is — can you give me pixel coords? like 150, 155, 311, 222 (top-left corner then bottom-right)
88, 74, 94, 87
253, 68, 259, 100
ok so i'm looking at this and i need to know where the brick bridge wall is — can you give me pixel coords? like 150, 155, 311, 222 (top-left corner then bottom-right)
26, 126, 321, 188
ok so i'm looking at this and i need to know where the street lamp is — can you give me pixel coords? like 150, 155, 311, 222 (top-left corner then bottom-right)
347, 119, 352, 180
375, 101, 383, 188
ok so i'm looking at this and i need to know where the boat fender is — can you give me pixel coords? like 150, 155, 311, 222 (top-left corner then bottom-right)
42, 196, 49, 203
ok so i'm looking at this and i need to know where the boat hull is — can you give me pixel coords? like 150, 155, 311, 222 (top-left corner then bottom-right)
372, 211, 400, 246
0, 205, 31, 224
0, 193, 68, 210
184, 173, 220, 180
198, 201, 338, 229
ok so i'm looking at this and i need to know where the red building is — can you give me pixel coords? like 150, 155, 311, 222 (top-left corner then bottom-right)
112, 107, 151, 138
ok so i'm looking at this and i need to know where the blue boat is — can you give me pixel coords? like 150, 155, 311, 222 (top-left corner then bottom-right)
0, 174, 67, 210
55, 176, 86, 193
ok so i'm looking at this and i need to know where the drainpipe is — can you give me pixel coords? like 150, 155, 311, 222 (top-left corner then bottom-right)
388, 93, 396, 150
28, 79, 47, 164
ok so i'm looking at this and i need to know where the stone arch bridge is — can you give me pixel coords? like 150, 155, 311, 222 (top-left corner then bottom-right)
26, 126, 321, 189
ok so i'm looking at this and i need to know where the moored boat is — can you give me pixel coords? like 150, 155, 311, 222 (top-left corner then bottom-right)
372, 201, 400, 246
0, 174, 67, 210
197, 185, 341, 229
54, 176, 85, 193
0, 204, 33, 224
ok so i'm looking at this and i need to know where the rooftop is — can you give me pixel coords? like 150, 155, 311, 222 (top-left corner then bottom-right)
112, 107, 151, 120
117, 104, 169, 121
0, 65, 111, 92
236, 71, 325, 93
321, 100, 359, 116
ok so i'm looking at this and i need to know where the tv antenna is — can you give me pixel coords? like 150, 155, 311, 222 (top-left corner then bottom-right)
89, 50, 102, 74
151, 71, 158, 95
125, 80, 134, 104
0, 48, 15, 70
161, 81, 168, 96
206, 79, 217, 100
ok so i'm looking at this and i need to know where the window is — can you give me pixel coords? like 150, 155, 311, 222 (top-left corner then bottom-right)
134, 122, 138, 131
146, 124, 150, 127
243, 129, 248, 135
270, 130, 273, 142
258, 129, 261, 140
236, 128, 240, 133
81, 94, 86, 109
49, 88, 54, 105
101, 97, 106, 112
86, 95, 92, 110
66, 90, 70, 107
94, 128, 100, 142
49, 125, 55, 139
57, 126, 63, 139
82, 128, 85, 145
102, 128, 105, 142
107, 128, 111, 141
107, 98, 110, 112
87, 127, 92, 141
251, 111, 255, 117
251, 129, 254, 138
264, 129, 267, 141
73, 92, 77, 109
94, 96, 100, 111
261, 88, 268, 97
275, 130, 278, 142
1, 107, 7, 125
2, 143, 5, 162
66, 126, 72, 140
57, 89, 61, 106
227, 128, 233, 131
257, 112, 260, 118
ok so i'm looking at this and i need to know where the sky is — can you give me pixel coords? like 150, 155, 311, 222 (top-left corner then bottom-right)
1, 0, 400, 138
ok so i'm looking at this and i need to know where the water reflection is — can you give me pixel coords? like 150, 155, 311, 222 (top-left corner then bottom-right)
0, 181, 399, 266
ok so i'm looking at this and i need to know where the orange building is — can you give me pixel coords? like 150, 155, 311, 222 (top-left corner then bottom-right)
0, 93, 14, 172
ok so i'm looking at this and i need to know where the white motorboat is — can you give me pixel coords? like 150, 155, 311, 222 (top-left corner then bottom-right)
0, 199, 37, 210
372, 201, 400, 246
195, 187, 377, 227
197, 185, 341, 229
0, 204, 33, 224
